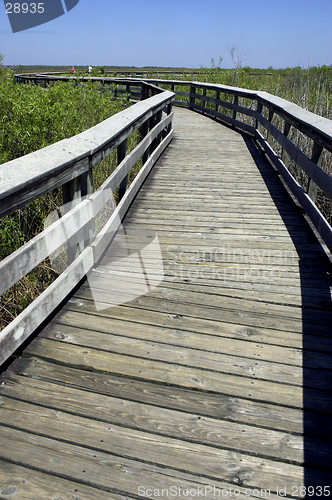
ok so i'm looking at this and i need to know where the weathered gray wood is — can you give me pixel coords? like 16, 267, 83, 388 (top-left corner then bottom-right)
0, 199, 92, 295
22, 337, 332, 413
0, 425, 285, 499
233, 95, 238, 120
0, 389, 330, 469
0, 459, 120, 500
38, 321, 332, 388
8, 356, 332, 437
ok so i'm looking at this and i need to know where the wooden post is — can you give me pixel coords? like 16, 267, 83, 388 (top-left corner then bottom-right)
62, 176, 82, 265
149, 110, 162, 155
256, 101, 263, 130
215, 91, 220, 113
233, 95, 238, 121
189, 85, 196, 110
307, 142, 323, 203
80, 158, 95, 247
141, 118, 150, 164
281, 120, 291, 166
267, 108, 274, 144
202, 89, 207, 110
141, 83, 149, 100
117, 139, 128, 202
163, 102, 173, 137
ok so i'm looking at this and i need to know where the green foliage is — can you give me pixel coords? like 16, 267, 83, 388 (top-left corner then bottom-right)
0, 79, 128, 163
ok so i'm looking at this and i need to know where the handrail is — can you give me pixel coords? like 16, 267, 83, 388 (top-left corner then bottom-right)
0, 78, 174, 365
146, 78, 332, 254
14, 73, 163, 98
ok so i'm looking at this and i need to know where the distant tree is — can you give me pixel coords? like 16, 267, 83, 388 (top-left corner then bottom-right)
227, 43, 248, 86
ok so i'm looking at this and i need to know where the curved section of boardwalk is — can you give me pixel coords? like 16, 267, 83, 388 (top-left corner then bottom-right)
1, 107, 332, 497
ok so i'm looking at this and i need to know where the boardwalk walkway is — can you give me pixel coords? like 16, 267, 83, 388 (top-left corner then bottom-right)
1, 107, 332, 498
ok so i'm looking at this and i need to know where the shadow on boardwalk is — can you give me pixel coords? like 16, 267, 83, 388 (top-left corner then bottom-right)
244, 135, 332, 490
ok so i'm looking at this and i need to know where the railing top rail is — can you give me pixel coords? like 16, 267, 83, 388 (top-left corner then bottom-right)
0, 89, 174, 218
146, 79, 332, 148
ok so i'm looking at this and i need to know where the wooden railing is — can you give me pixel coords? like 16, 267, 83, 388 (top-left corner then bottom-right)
14, 73, 163, 100
146, 78, 332, 254
2, 73, 332, 364
0, 78, 174, 365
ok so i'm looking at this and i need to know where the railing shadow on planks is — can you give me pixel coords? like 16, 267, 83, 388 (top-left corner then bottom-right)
1, 73, 332, 367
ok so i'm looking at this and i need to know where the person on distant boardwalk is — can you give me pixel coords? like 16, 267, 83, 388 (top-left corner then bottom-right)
88, 65, 92, 73
71, 67, 75, 73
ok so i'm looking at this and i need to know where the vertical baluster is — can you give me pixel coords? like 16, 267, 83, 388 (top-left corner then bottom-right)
267, 108, 274, 144
233, 95, 238, 121
202, 88, 207, 110
307, 142, 323, 203
141, 118, 150, 164
62, 176, 82, 265
189, 84, 196, 110
215, 91, 220, 113
256, 101, 263, 131
80, 157, 95, 247
281, 120, 291, 166
163, 102, 173, 138
149, 110, 162, 154
117, 139, 128, 202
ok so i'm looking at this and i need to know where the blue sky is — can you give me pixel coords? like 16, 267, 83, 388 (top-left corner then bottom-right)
1, 0, 331, 69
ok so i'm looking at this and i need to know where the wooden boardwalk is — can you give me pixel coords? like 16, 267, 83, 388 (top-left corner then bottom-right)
1, 107, 332, 498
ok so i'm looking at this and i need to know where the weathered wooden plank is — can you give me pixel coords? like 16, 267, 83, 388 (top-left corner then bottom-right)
36, 323, 332, 391
71, 288, 331, 336
0, 391, 330, 470
0, 199, 92, 296
0, 459, 120, 500
76, 274, 332, 324
22, 338, 332, 412
6, 356, 330, 438
51, 303, 332, 362
0, 425, 286, 499
61, 295, 332, 352
0, 395, 329, 491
